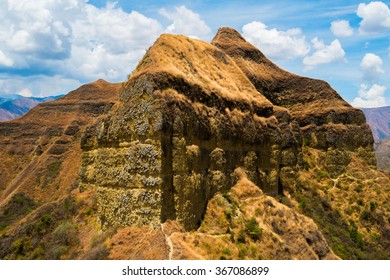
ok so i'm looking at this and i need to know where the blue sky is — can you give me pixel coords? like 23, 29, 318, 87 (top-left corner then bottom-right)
0, 0, 389, 108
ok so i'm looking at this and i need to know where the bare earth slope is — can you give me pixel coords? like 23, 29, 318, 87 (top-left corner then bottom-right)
0, 79, 120, 204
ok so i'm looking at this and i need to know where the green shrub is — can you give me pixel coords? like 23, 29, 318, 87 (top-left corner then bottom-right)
349, 222, 364, 249
0, 193, 36, 231
301, 160, 310, 170
222, 248, 231, 255
370, 202, 378, 212
48, 245, 68, 260
237, 244, 248, 259
237, 230, 246, 244
245, 218, 262, 241
83, 245, 109, 260
53, 222, 78, 246
361, 210, 371, 221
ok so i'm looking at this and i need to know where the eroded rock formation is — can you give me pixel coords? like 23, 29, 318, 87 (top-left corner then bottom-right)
79, 28, 375, 231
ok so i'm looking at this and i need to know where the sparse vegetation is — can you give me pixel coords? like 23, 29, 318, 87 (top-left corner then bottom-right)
245, 218, 262, 241
0, 193, 36, 231
0, 195, 82, 260
284, 147, 390, 259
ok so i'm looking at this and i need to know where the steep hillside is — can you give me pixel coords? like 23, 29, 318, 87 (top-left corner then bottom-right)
0, 28, 388, 260
375, 139, 390, 171
0, 79, 120, 201
0, 80, 120, 259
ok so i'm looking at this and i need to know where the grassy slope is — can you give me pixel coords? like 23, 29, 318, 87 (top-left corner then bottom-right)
281, 146, 390, 259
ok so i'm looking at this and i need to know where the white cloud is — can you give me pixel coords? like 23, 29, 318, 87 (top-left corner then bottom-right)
74, 5, 163, 56
360, 53, 384, 81
0, 1, 217, 95
352, 83, 387, 108
331, 20, 354, 37
0, 2, 219, 96
3, 0, 77, 59
357, 1, 390, 33
303, 38, 345, 70
242, 21, 310, 60
0, 50, 14, 67
159, 6, 211, 38
19, 88, 33, 97
0, 0, 166, 95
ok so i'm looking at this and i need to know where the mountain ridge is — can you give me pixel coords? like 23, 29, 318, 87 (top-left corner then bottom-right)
0, 94, 62, 121
361, 106, 390, 140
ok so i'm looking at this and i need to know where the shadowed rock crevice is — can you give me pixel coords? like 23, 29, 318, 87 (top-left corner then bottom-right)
160, 110, 176, 222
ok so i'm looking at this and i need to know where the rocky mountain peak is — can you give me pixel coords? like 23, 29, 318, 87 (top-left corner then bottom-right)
212, 27, 248, 43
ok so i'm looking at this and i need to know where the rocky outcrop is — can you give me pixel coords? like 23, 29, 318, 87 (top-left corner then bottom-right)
79, 28, 376, 231
79, 33, 302, 230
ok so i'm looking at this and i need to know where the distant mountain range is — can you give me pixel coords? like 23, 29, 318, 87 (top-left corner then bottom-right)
361, 106, 390, 170
0, 94, 62, 121
361, 106, 390, 141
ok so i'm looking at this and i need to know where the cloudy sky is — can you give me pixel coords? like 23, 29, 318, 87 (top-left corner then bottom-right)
0, 0, 389, 108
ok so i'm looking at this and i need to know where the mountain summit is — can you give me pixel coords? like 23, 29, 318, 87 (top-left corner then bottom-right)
0, 28, 388, 260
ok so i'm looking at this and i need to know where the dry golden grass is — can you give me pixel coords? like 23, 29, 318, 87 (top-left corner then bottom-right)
211, 27, 357, 124
108, 226, 169, 260
131, 34, 272, 111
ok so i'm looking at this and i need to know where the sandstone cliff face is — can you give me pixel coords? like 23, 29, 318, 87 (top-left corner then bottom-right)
79, 34, 302, 230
